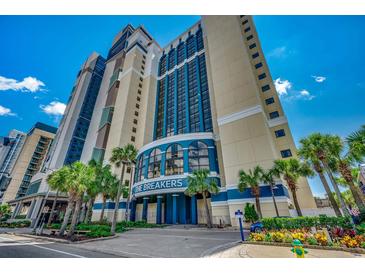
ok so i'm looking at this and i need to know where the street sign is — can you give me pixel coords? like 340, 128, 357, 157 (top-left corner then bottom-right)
235, 209, 245, 241
235, 209, 243, 219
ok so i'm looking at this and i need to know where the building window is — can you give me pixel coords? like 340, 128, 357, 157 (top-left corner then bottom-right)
249, 43, 256, 49
126, 167, 131, 173
141, 65, 145, 70
131, 136, 135, 142
140, 71, 144, 75
262, 84, 270, 92
165, 144, 184, 175
281, 149, 292, 158
124, 180, 130, 186
244, 27, 251, 33
133, 119, 138, 125
136, 103, 140, 109
132, 127, 137, 133
135, 111, 139, 117
275, 129, 286, 138
186, 35, 196, 59
265, 97, 275, 105
135, 155, 145, 182
247, 35, 254, 41
142, 60, 146, 65
137, 96, 141, 102
148, 148, 162, 178
252, 52, 259, 59
139, 77, 143, 82
255, 62, 263, 69
188, 141, 209, 172
142, 55, 146, 60
177, 42, 185, 65
138, 89, 142, 95
258, 73, 266, 80
242, 19, 248, 25
269, 111, 279, 119
139, 83, 143, 88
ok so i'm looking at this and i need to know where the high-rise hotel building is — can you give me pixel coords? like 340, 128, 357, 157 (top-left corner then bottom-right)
83, 15, 316, 226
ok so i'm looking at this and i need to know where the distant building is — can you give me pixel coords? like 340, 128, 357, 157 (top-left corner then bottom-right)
1, 123, 57, 204
0, 130, 26, 202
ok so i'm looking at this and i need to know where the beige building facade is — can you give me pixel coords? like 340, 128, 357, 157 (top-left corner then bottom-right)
85, 16, 316, 226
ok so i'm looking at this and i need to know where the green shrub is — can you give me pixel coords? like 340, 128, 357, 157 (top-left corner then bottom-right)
307, 236, 318, 245
48, 223, 61, 229
244, 204, 259, 223
14, 214, 26, 219
356, 223, 365, 235
0, 220, 31, 228
262, 216, 352, 230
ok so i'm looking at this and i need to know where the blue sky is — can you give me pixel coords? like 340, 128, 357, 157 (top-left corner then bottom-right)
0, 16, 364, 197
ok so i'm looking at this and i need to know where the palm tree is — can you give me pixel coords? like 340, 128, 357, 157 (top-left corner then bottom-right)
260, 168, 280, 217
185, 169, 219, 228
272, 159, 314, 216
323, 134, 365, 210
99, 173, 118, 223
346, 125, 365, 162
238, 166, 263, 219
58, 162, 95, 237
109, 144, 138, 235
46, 167, 68, 226
298, 134, 342, 216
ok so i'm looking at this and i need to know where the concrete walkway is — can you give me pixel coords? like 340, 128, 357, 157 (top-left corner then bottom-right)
207, 243, 365, 258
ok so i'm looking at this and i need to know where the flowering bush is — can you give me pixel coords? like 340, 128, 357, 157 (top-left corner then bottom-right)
291, 232, 305, 242
271, 231, 285, 242
341, 235, 360, 248
307, 236, 318, 245
314, 232, 328, 246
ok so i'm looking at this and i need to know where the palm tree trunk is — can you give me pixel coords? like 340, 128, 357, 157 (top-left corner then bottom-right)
291, 189, 303, 216
67, 197, 82, 238
338, 162, 365, 208
47, 190, 59, 226
324, 166, 351, 216
99, 194, 106, 222
79, 202, 87, 223
111, 164, 125, 235
59, 198, 75, 236
85, 197, 95, 224
124, 165, 134, 222
317, 171, 342, 217
270, 184, 280, 217
254, 195, 262, 219
202, 191, 212, 228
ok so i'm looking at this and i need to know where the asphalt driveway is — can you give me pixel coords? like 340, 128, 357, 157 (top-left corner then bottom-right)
70, 226, 246, 258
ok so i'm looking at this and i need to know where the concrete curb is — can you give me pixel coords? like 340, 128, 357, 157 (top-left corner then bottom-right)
243, 241, 365, 254
6, 232, 119, 244
200, 240, 241, 257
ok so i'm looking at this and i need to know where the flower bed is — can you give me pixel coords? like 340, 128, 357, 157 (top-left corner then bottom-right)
0, 220, 31, 228
249, 228, 365, 250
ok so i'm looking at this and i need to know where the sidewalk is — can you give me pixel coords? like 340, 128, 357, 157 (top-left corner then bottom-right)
207, 243, 365, 258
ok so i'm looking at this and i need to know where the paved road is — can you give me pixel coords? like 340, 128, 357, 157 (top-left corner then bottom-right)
0, 233, 119, 258
70, 227, 247, 258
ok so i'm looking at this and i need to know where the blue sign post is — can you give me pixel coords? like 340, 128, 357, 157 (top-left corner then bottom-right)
235, 209, 245, 242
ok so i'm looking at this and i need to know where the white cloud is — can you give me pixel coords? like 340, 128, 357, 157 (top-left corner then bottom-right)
40, 101, 66, 116
0, 75, 45, 92
274, 78, 292, 96
0, 105, 16, 116
299, 89, 315, 100
268, 46, 287, 58
312, 75, 326, 83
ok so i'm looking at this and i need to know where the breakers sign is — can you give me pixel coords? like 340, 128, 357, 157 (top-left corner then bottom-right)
132, 178, 188, 195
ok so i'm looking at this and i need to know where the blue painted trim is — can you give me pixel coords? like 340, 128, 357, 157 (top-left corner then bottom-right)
183, 149, 189, 173
153, 80, 160, 141
162, 75, 169, 138
143, 155, 149, 180
173, 69, 178, 135
191, 195, 197, 224
208, 147, 217, 172
195, 57, 204, 132
130, 200, 136, 221
172, 194, 178, 224
156, 196, 162, 224
211, 184, 290, 202
184, 63, 190, 133
142, 198, 148, 221
178, 194, 187, 224
93, 201, 127, 210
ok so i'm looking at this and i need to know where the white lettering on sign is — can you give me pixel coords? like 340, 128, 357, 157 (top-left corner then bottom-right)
134, 178, 184, 194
